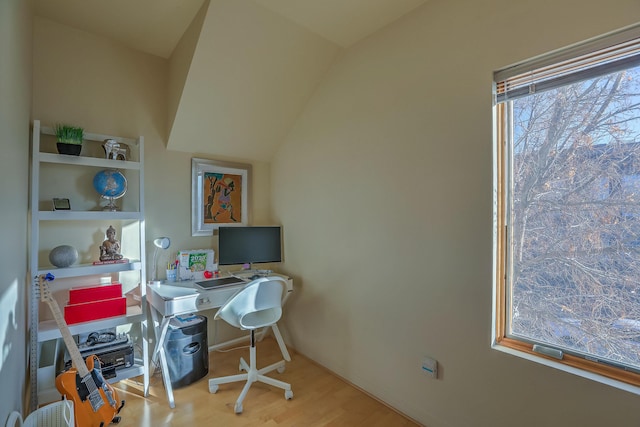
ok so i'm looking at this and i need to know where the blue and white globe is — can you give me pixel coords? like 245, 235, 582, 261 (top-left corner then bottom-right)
93, 169, 127, 199
93, 169, 127, 211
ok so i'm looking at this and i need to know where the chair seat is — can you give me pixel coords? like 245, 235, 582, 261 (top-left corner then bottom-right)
240, 308, 282, 329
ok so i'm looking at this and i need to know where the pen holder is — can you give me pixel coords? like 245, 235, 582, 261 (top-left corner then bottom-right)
166, 269, 177, 282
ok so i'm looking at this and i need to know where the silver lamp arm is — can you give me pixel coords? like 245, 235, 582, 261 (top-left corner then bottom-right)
151, 237, 170, 281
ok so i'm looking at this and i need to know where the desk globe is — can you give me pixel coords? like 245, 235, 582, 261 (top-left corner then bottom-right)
93, 169, 127, 211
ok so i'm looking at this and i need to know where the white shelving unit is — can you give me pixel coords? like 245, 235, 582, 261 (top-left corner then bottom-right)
29, 120, 149, 410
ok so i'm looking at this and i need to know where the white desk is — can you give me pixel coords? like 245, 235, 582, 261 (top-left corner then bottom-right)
146, 274, 293, 408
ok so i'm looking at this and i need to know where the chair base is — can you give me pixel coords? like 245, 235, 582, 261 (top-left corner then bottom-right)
209, 333, 292, 414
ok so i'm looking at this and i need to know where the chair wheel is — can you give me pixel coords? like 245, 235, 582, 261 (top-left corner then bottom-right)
277, 365, 285, 374
234, 402, 243, 414
209, 383, 219, 394
285, 390, 293, 400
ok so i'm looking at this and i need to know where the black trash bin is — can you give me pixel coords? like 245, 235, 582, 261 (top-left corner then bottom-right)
163, 314, 209, 388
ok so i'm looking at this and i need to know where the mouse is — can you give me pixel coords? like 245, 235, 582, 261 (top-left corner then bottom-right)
249, 274, 261, 280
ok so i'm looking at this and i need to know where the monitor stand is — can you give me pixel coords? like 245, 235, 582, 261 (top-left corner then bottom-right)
231, 269, 273, 280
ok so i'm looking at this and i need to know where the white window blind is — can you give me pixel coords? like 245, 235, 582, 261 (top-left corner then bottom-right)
495, 24, 640, 103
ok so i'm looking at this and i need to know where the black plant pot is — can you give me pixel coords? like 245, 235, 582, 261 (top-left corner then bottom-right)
56, 142, 82, 156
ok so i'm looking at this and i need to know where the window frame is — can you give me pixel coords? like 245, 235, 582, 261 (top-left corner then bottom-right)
492, 23, 640, 393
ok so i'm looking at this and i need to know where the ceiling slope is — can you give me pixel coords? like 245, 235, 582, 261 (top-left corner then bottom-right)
166, 0, 340, 161
34, 0, 206, 59
255, 0, 429, 48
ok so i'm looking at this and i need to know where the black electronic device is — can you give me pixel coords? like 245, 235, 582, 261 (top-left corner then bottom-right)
217, 226, 282, 266
64, 334, 134, 379
52, 198, 71, 210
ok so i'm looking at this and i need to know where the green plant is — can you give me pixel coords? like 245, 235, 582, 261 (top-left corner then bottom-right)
55, 124, 84, 145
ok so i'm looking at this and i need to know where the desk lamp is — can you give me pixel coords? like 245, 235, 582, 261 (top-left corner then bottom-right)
151, 237, 171, 282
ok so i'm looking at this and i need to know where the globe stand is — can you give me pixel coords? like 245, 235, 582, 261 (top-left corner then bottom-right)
102, 196, 120, 212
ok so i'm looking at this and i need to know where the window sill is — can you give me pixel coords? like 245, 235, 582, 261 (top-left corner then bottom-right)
492, 340, 640, 396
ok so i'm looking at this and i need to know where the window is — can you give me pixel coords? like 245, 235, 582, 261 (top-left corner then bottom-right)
493, 24, 640, 389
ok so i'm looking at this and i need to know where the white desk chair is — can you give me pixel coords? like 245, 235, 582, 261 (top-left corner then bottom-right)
208, 277, 293, 414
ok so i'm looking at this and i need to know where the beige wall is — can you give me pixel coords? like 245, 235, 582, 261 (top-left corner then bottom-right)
0, 0, 32, 423
273, 0, 640, 426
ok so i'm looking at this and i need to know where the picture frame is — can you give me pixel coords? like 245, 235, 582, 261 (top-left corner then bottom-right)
191, 158, 251, 236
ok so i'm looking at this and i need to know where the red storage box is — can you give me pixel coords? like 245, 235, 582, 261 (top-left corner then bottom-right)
64, 297, 126, 324
68, 283, 122, 304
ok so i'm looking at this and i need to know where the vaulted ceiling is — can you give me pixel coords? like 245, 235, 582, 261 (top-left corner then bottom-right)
34, 0, 429, 161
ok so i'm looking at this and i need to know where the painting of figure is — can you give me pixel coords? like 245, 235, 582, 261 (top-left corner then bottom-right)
192, 158, 250, 236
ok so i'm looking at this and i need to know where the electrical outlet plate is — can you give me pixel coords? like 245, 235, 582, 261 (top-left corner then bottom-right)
422, 356, 437, 378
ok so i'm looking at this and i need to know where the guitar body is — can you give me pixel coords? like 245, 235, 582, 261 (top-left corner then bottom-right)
55, 355, 122, 427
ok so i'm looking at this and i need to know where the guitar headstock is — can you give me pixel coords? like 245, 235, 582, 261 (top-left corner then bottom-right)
37, 273, 55, 303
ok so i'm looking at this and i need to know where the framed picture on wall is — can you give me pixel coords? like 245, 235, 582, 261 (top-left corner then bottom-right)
191, 158, 251, 236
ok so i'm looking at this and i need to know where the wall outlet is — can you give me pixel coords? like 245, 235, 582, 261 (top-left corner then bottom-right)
422, 356, 437, 378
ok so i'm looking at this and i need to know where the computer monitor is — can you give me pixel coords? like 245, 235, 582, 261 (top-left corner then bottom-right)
217, 226, 282, 266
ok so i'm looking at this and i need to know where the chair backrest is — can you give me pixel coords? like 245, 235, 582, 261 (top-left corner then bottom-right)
215, 277, 286, 330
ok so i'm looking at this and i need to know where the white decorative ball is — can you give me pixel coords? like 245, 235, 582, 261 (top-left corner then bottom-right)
49, 245, 78, 268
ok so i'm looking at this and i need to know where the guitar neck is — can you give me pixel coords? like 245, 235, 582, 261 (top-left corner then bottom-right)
41, 286, 90, 378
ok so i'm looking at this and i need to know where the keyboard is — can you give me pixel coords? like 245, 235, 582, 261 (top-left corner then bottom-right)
195, 277, 244, 290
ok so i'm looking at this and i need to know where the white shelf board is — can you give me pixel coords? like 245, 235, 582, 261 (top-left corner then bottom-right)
38, 305, 144, 342
38, 152, 140, 170
37, 387, 62, 405
37, 261, 142, 279
108, 364, 145, 384
37, 211, 143, 221
37, 365, 144, 403
41, 125, 139, 146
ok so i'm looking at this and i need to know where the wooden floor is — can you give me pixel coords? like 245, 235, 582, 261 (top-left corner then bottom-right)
112, 338, 419, 426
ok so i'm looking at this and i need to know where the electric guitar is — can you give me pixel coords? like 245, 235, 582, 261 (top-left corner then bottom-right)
38, 274, 124, 427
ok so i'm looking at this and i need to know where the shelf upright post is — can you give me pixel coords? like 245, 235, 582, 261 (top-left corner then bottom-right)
28, 120, 41, 412
137, 134, 150, 397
